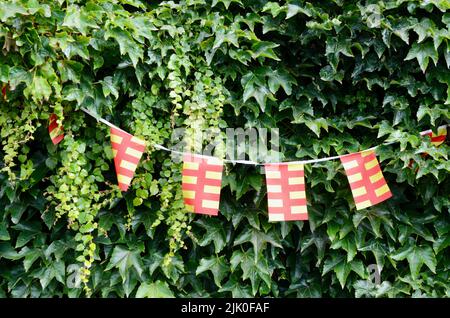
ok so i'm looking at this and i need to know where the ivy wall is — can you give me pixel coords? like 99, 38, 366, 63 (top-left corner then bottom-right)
0, 0, 449, 297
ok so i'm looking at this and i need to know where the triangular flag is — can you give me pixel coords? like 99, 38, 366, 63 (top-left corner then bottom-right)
340, 150, 392, 210
182, 154, 223, 215
409, 126, 448, 169
421, 125, 447, 146
110, 127, 146, 191
1, 84, 7, 100
48, 113, 64, 145
265, 163, 308, 221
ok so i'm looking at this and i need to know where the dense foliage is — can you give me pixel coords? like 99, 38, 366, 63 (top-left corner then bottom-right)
0, 0, 449, 298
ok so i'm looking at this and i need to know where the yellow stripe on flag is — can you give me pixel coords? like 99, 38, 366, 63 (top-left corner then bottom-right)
117, 174, 132, 185
364, 158, 378, 170
375, 184, 390, 197
288, 177, 304, 185
206, 157, 223, 166
361, 150, 374, 157
289, 191, 306, 199
182, 190, 196, 199
435, 126, 447, 137
287, 164, 304, 171
342, 160, 358, 170
267, 185, 282, 193
265, 170, 281, 179
111, 134, 123, 144
269, 214, 285, 222
291, 205, 307, 214
203, 185, 221, 194
130, 136, 146, 146
268, 199, 283, 208
120, 160, 137, 172
205, 171, 222, 180
369, 171, 383, 183
355, 200, 372, 210
50, 128, 62, 139
202, 200, 219, 209
182, 175, 197, 184
185, 204, 195, 212
125, 147, 143, 159
352, 186, 367, 197
348, 173, 362, 183
183, 162, 199, 170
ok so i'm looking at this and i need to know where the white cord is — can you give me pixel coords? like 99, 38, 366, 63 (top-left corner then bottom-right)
80, 108, 448, 166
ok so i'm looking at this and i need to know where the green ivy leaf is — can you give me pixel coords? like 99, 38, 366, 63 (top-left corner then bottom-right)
105, 245, 144, 282
101, 76, 119, 99
23, 76, 52, 103
39, 260, 65, 289
195, 219, 227, 253
0, 222, 10, 241
251, 41, 280, 61
241, 71, 274, 112
219, 275, 253, 297
135, 281, 175, 298
267, 69, 296, 95
233, 228, 282, 260
63, 5, 99, 36
406, 245, 437, 279
0, 242, 20, 260
391, 241, 437, 279
105, 28, 144, 67
404, 41, 439, 73
230, 249, 272, 295
196, 256, 229, 287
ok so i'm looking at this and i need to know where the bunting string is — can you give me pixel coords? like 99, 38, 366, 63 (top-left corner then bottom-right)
52, 107, 450, 218
80, 107, 448, 166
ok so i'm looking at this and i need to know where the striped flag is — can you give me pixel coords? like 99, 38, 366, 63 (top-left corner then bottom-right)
265, 163, 308, 222
182, 154, 223, 215
420, 125, 447, 146
110, 127, 146, 191
48, 114, 64, 145
340, 150, 392, 210
409, 125, 448, 169
1, 84, 7, 100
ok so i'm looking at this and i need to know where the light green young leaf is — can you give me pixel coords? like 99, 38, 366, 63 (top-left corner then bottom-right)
136, 281, 175, 298
63, 5, 98, 35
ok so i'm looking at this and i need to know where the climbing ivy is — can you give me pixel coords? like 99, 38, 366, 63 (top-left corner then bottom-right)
0, 0, 449, 298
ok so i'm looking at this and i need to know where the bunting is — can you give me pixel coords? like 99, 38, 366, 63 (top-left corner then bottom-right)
1, 84, 7, 100
48, 114, 64, 145
110, 127, 146, 191
182, 154, 223, 215
340, 150, 392, 210
265, 163, 308, 221
409, 125, 448, 169
79, 107, 448, 219
421, 126, 447, 146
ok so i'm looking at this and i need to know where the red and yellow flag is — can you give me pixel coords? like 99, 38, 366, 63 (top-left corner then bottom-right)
421, 126, 447, 146
110, 127, 146, 191
182, 154, 223, 216
48, 114, 64, 145
264, 163, 308, 221
1, 84, 7, 100
340, 150, 392, 210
